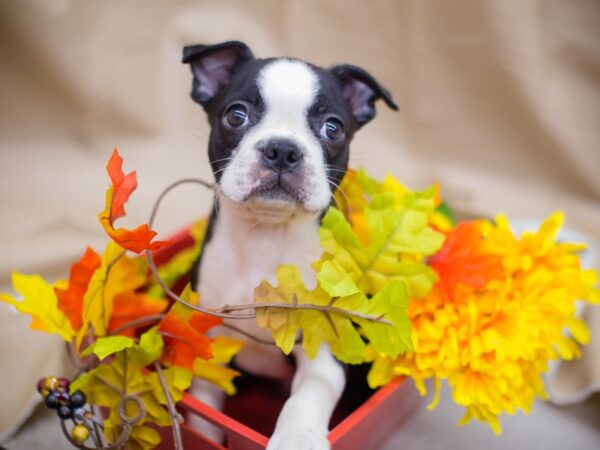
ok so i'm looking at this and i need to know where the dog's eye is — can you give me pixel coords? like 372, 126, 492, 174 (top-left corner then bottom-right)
320, 118, 345, 143
223, 104, 249, 129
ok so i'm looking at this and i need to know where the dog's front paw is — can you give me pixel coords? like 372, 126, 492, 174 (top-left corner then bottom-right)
266, 428, 330, 450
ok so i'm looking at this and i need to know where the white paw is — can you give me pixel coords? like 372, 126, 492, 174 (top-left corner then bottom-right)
266, 428, 331, 450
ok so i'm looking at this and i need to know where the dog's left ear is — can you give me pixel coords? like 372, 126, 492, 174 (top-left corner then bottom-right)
182, 41, 254, 110
330, 64, 399, 127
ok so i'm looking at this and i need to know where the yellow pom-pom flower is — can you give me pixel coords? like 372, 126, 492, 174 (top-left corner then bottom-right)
367, 211, 599, 434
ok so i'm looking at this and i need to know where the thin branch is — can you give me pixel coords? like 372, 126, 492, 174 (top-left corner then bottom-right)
158, 330, 195, 348
108, 310, 283, 347
145, 249, 255, 319
153, 362, 184, 450
108, 314, 166, 336
67, 339, 87, 370
147, 178, 215, 229
100, 251, 126, 334
321, 311, 339, 337
146, 249, 391, 325
75, 248, 126, 354
218, 302, 393, 326
106, 250, 127, 272
91, 405, 107, 447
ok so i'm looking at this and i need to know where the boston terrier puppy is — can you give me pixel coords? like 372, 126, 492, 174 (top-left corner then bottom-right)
183, 41, 397, 450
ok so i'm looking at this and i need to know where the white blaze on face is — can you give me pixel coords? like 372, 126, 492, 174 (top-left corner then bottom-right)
219, 59, 331, 214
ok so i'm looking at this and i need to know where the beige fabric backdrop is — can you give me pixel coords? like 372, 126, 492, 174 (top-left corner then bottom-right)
1, 0, 599, 447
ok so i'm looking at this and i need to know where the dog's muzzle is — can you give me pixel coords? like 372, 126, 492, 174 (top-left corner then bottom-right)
242, 138, 307, 204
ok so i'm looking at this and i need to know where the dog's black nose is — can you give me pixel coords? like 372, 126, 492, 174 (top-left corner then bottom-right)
260, 139, 303, 172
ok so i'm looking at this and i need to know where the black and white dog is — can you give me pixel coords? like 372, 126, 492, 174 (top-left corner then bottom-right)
184, 41, 397, 450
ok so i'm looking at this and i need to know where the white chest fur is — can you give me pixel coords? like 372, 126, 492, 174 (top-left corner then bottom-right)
197, 196, 322, 378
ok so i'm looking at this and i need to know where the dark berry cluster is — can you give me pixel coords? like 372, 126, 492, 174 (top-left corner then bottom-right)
37, 376, 90, 443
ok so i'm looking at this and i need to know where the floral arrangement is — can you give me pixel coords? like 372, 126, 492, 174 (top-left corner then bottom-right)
338, 171, 599, 434
1, 149, 597, 449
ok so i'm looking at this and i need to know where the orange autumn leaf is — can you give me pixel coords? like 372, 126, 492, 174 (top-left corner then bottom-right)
159, 314, 222, 369
159, 289, 222, 370
98, 148, 169, 254
55, 246, 102, 330
107, 293, 169, 337
429, 221, 504, 297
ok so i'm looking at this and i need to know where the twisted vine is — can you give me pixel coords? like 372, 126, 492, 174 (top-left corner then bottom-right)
61, 175, 395, 450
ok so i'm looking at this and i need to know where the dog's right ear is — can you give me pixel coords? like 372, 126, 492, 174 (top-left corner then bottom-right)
182, 41, 254, 110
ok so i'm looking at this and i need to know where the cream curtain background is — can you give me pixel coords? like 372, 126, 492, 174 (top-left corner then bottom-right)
1, 0, 598, 448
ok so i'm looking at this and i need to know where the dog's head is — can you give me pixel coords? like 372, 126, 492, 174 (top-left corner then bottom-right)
183, 41, 398, 222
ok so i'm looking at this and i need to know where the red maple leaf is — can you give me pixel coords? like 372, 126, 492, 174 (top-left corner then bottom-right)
159, 303, 223, 370
55, 246, 101, 330
107, 293, 169, 337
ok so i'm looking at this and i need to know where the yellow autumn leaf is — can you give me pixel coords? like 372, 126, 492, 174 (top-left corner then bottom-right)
254, 267, 367, 363
81, 335, 135, 360
1, 272, 75, 341
254, 265, 411, 364
193, 336, 244, 395
126, 424, 162, 450
254, 265, 313, 355
316, 188, 443, 299
77, 242, 147, 349
335, 169, 409, 216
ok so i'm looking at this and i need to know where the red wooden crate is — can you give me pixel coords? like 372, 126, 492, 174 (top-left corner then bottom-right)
153, 226, 420, 450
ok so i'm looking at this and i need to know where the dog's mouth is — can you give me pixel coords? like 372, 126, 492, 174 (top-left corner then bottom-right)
243, 172, 305, 206
218, 163, 330, 223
